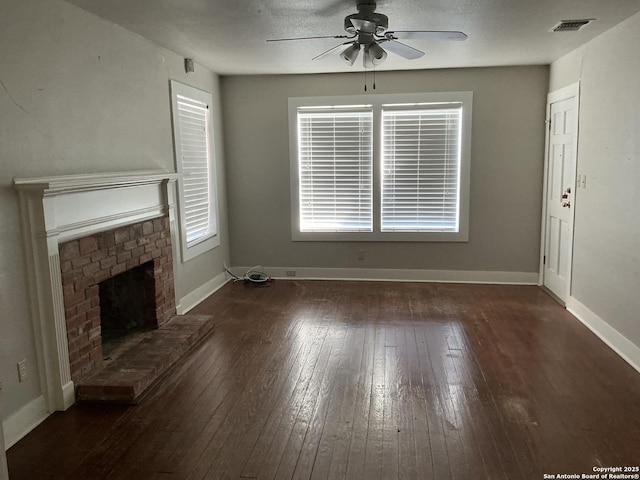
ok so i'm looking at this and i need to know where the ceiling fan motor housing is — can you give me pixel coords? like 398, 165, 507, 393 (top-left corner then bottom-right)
344, 11, 389, 35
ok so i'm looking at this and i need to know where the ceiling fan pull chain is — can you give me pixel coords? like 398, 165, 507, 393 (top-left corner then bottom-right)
364, 68, 367, 92
373, 67, 376, 90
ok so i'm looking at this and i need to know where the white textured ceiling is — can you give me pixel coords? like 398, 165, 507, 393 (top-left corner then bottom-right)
64, 0, 640, 75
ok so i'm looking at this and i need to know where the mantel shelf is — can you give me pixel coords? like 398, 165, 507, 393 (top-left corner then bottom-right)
14, 171, 179, 195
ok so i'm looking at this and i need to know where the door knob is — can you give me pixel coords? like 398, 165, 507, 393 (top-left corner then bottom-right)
562, 201, 571, 208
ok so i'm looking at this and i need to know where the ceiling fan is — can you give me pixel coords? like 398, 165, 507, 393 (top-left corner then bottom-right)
267, 1, 467, 68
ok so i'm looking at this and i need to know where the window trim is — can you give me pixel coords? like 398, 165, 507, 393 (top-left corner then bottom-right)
289, 92, 472, 242
170, 80, 220, 261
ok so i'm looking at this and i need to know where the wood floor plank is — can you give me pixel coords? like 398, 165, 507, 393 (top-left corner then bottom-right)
405, 321, 435, 480
7, 281, 640, 480
414, 325, 452, 480
344, 322, 376, 480
394, 326, 418, 480
362, 323, 386, 480
325, 323, 367, 480
381, 343, 399, 480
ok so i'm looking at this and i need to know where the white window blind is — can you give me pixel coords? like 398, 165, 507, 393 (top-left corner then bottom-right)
297, 109, 373, 232
381, 106, 462, 232
175, 94, 216, 244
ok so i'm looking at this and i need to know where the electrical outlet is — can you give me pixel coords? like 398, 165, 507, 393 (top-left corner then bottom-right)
286, 270, 297, 277
18, 359, 28, 382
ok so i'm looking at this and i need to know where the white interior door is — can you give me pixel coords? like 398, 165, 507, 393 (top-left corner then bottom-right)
541, 84, 579, 302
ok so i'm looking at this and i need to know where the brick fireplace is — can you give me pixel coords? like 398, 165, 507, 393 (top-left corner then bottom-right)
59, 217, 176, 383
14, 171, 180, 411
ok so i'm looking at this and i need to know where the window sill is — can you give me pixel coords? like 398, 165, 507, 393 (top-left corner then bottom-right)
181, 233, 220, 262
291, 230, 469, 242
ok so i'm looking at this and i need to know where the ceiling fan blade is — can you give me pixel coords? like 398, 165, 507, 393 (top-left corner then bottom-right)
267, 34, 351, 42
379, 39, 425, 60
312, 42, 354, 61
386, 31, 468, 41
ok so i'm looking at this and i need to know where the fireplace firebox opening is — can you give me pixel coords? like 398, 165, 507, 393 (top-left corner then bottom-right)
99, 261, 157, 360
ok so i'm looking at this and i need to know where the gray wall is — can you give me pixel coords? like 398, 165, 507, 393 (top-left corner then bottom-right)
0, 0, 229, 430
222, 66, 549, 273
550, 13, 640, 349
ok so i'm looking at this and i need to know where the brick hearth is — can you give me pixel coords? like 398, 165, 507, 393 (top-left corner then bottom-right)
59, 216, 176, 383
76, 314, 216, 404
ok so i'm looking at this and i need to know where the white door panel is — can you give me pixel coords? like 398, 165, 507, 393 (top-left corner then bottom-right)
543, 87, 579, 302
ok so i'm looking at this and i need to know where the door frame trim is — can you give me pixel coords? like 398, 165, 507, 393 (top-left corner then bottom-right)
539, 82, 581, 298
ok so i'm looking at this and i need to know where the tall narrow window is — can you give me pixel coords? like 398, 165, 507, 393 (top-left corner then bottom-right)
297, 108, 373, 232
170, 81, 219, 260
381, 105, 462, 232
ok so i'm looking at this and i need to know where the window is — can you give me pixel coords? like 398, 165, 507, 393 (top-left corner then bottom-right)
170, 80, 220, 260
289, 92, 472, 241
298, 108, 373, 232
381, 106, 462, 232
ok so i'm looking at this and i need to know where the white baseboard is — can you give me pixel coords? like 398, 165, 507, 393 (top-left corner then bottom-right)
176, 271, 231, 314
567, 296, 640, 375
231, 266, 539, 285
3, 395, 49, 450
61, 381, 76, 411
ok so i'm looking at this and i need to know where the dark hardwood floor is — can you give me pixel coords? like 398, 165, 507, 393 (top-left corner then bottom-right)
7, 281, 640, 479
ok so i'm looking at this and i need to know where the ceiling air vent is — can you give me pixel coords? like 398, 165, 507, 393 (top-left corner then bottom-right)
551, 19, 594, 32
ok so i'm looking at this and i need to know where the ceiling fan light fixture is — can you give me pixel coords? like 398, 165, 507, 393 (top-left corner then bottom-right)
365, 42, 387, 67
340, 43, 361, 65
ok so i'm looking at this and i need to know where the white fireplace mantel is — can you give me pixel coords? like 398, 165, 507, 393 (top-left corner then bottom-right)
14, 171, 179, 412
